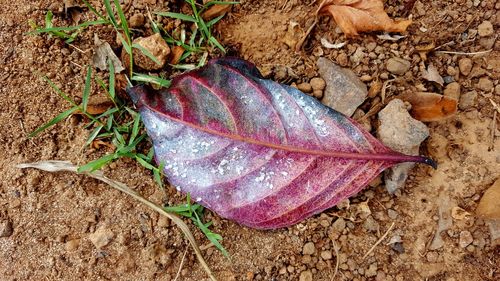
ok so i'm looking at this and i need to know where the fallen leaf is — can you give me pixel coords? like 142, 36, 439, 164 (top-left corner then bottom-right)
282, 21, 303, 49
451, 206, 472, 220
91, 140, 116, 150
319, 0, 412, 37
320, 37, 346, 49
201, 3, 232, 20
127, 58, 435, 229
476, 178, 500, 220
82, 94, 114, 115
92, 35, 125, 73
376, 33, 406, 41
400, 92, 457, 122
422, 64, 444, 86
415, 41, 435, 61
169, 45, 185, 65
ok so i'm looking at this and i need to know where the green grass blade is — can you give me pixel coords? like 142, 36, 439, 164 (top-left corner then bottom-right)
209, 36, 225, 52
118, 33, 132, 54
114, 0, 131, 42
132, 43, 162, 65
103, 0, 118, 27
82, 65, 92, 111
85, 125, 104, 146
128, 113, 141, 145
206, 14, 225, 28
205, 1, 239, 6
78, 153, 117, 173
135, 156, 155, 170
131, 73, 171, 87
28, 106, 78, 138
29, 20, 108, 34
108, 59, 116, 100
82, 0, 106, 21
45, 11, 53, 28
155, 12, 197, 22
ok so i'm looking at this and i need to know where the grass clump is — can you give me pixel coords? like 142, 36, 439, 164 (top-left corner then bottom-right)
28, 0, 237, 257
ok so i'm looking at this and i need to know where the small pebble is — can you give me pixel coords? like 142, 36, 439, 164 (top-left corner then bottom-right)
386, 57, 411, 75
387, 209, 399, 219
320, 250, 332, 260
0, 220, 13, 237
444, 82, 461, 100
310, 77, 326, 92
89, 226, 114, 249
297, 82, 312, 93
477, 77, 493, 92
477, 21, 494, 37
129, 14, 145, 28
65, 239, 80, 251
302, 242, 316, 255
459, 231, 473, 248
458, 58, 473, 76
459, 91, 477, 110
299, 270, 313, 281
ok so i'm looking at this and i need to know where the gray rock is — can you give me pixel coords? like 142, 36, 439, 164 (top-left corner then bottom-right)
89, 226, 114, 249
0, 220, 13, 238
317, 57, 367, 117
459, 91, 478, 110
386, 57, 411, 75
299, 270, 313, 281
459, 231, 473, 248
377, 99, 429, 193
302, 241, 316, 255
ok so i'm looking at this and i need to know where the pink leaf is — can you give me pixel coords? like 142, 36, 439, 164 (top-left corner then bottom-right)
127, 58, 435, 229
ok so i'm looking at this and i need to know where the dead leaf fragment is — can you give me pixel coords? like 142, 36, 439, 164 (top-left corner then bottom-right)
320, 37, 346, 49
476, 179, 500, 220
282, 21, 303, 49
83, 94, 114, 115
422, 64, 444, 86
400, 92, 457, 122
319, 0, 412, 37
92, 35, 125, 73
170, 45, 185, 65
201, 3, 231, 21
451, 206, 472, 220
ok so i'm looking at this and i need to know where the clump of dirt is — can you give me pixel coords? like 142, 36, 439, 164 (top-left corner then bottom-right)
0, 0, 499, 280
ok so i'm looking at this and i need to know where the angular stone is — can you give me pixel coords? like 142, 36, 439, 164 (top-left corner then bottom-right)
386, 57, 411, 75
317, 57, 367, 117
377, 99, 429, 193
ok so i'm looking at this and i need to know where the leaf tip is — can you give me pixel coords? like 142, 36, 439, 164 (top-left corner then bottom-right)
420, 156, 437, 169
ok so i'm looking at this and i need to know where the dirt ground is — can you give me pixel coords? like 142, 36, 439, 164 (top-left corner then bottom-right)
0, 0, 499, 280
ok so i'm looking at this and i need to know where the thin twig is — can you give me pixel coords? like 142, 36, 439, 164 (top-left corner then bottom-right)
295, 18, 318, 53
332, 240, 340, 280
68, 43, 88, 54
490, 111, 497, 151
174, 248, 189, 281
16, 161, 217, 281
435, 49, 492, 56
362, 222, 395, 260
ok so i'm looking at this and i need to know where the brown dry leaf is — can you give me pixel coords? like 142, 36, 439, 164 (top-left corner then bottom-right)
91, 140, 115, 150
422, 63, 444, 86
169, 45, 185, 65
201, 3, 231, 21
476, 179, 500, 220
400, 92, 457, 122
83, 94, 114, 115
415, 41, 435, 61
319, 0, 412, 37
